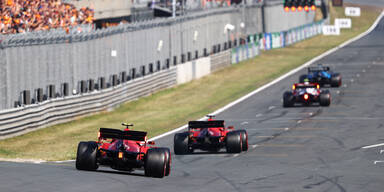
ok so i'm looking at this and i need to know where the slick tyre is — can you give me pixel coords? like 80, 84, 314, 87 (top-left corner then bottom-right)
226, 131, 242, 153
174, 132, 190, 155
160, 148, 171, 176
145, 148, 167, 178
319, 90, 331, 106
299, 74, 308, 83
283, 92, 294, 108
331, 73, 342, 87
76, 141, 98, 171
237, 130, 248, 151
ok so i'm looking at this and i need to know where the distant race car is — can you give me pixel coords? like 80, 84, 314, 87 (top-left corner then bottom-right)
283, 82, 331, 107
174, 115, 248, 154
299, 64, 342, 87
76, 123, 171, 178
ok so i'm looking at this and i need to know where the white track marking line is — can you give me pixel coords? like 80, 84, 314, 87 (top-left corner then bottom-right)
256, 113, 263, 117
0, 158, 46, 164
241, 121, 249, 125
374, 161, 384, 165
268, 106, 276, 111
380, 150, 384, 154
252, 144, 258, 149
362, 143, 384, 149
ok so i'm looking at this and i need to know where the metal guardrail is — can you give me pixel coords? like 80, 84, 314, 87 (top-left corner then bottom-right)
0, 67, 177, 139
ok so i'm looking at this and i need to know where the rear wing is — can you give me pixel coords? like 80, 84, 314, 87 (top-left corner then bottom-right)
294, 83, 320, 89
99, 128, 147, 141
308, 66, 330, 72
188, 120, 225, 129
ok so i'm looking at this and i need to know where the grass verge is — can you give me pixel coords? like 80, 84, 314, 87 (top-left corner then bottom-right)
0, 4, 381, 161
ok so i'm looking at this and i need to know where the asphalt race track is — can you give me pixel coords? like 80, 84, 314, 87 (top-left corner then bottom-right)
2, 13, 384, 192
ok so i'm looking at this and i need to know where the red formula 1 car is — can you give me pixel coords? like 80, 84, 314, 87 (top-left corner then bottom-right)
76, 123, 171, 178
283, 82, 331, 107
174, 115, 248, 154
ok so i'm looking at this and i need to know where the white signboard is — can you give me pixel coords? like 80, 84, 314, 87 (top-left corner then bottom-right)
335, 18, 352, 28
111, 50, 117, 57
345, 7, 361, 17
322, 25, 340, 35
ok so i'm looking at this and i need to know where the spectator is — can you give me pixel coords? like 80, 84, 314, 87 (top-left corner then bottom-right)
0, 0, 94, 34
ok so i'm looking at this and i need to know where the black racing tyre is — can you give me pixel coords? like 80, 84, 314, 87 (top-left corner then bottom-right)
237, 130, 248, 151
331, 73, 342, 87
283, 91, 294, 108
174, 132, 190, 155
226, 131, 242, 153
299, 74, 308, 83
76, 141, 99, 171
145, 148, 167, 178
319, 90, 331, 106
160, 148, 171, 176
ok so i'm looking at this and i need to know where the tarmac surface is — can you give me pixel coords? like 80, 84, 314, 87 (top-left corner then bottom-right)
1, 10, 384, 192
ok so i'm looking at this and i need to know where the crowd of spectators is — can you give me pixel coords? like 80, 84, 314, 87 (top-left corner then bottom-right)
0, 0, 94, 34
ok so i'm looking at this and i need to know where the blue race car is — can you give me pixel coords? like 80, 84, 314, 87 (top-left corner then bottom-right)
299, 64, 342, 87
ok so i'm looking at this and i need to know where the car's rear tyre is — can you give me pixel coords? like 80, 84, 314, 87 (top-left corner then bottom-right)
331, 73, 342, 87
174, 132, 190, 155
226, 131, 242, 153
76, 141, 98, 171
161, 148, 171, 176
299, 74, 308, 83
237, 130, 248, 151
319, 90, 331, 106
283, 91, 294, 108
145, 148, 167, 178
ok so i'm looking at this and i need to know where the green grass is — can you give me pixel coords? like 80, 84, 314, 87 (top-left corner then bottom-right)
0, 5, 381, 161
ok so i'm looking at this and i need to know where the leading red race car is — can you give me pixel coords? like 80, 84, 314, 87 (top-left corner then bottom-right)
76, 123, 171, 178
174, 115, 248, 154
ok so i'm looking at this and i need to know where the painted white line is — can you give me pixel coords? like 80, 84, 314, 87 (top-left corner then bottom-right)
362, 69, 366, 73
268, 106, 276, 111
356, 74, 360, 77
241, 121, 249, 125
252, 144, 258, 149
374, 161, 384, 165
336, 90, 341, 94
233, 154, 240, 157
380, 150, 384, 154
362, 143, 384, 149
150, 11, 384, 142
256, 113, 263, 117
343, 84, 348, 88
0, 158, 46, 164
297, 120, 302, 124
51, 160, 75, 163
284, 127, 290, 131
350, 79, 354, 83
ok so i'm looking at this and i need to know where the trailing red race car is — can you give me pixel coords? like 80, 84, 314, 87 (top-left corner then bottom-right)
283, 82, 331, 107
76, 123, 171, 178
174, 115, 248, 154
